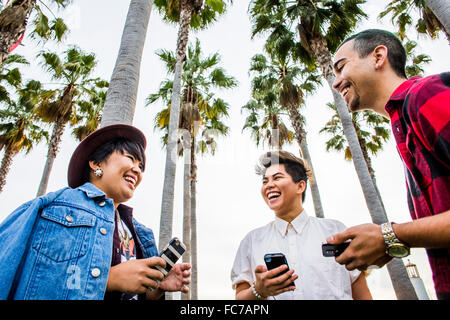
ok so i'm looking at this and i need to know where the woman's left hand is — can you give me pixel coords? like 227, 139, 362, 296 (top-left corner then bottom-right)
158, 263, 191, 293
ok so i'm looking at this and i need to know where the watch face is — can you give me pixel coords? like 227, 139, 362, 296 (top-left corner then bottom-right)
388, 244, 410, 258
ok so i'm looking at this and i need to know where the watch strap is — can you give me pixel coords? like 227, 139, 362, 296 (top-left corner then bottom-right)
381, 222, 410, 258
381, 222, 398, 246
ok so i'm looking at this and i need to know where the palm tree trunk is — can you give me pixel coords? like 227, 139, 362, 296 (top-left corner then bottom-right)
299, 140, 324, 218
271, 113, 280, 150
190, 137, 198, 299
0, 0, 36, 66
0, 145, 17, 193
355, 135, 413, 300
158, 1, 194, 252
36, 116, 66, 196
286, 104, 324, 218
354, 123, 388, 215
158, 3, 194, 301
307, 33, 418, 300
100, 0, 153, 127
425, 0, 450, 41
328, 74, 417, 300
181, 129, 191, 300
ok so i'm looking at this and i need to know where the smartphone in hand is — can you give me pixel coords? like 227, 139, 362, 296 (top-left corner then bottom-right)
322, 242, 350, 257
154, 237, 186, 276
264, 253, 295, 287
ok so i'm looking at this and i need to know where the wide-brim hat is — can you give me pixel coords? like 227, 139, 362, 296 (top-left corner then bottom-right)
68, 124, 147, 188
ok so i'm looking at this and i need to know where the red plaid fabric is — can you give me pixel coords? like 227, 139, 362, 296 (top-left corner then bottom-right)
385, 73, 450, 296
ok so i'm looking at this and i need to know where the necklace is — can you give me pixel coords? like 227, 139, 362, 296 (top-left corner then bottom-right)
115, 210, 130, 249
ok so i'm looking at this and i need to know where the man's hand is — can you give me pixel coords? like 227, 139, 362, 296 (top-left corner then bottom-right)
158, 263, 191, 293
327, 223, 392, 271
253, 264, 297, 298
106, 257, 166, 294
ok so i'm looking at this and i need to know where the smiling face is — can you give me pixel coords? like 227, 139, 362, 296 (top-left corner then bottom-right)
89, 150, 143, 206
332, 40, 377, 112
261, 164, 305, 220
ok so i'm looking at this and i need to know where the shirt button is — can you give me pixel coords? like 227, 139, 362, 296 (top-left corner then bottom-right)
116, 248, 120, 254
98, 201, 106, 207
65, 215, 74, 223
91, 268, 101, 278
99, 227, 107, 235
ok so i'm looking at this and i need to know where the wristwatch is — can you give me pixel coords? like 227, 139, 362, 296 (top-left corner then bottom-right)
381, 222, 410, 258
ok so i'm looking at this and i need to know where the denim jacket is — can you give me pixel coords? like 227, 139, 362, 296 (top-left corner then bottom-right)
0, 183, 158, 300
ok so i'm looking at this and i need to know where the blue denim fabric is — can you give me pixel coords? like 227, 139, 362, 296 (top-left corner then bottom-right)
0, 183, 158, 300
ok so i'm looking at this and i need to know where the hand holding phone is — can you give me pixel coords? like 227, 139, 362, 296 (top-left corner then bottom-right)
153, 237, 186, 276
264, 253, 295, 288
322, 242, 350, 257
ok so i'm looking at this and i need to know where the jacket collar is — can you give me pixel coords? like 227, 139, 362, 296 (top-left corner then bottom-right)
77, 182, 107, 199
78, 182, 134, 221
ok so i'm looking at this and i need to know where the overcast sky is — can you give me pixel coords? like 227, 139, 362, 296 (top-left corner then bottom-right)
1, 0, 449, 300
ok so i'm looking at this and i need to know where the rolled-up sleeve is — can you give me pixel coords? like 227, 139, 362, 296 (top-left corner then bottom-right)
230, 234, 253, 290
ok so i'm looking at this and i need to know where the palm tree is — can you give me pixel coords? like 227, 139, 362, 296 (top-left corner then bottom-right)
100, 0, 153, 127
247, 47, 325, 218
320, 104, 390, 214
424, 0, 450, 39
242, 96, 294, 151
152, 97, 230, 300
402, 37, 432, 78
153, 0, 231, 259
321, 106, 390, 177
250, 0, 418, 299
0, 53, 28, 104
0, 79, 48, 192
379, 0, 450, 42
0, 0, 70, 65
35, 46, 103, 196
72, 80, 109, 141
147, 38, 236, 299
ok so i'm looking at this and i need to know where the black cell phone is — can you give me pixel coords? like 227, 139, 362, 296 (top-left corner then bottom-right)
154, 237, 186, 276
264, 253, 295, 287
322, 242, 350, 257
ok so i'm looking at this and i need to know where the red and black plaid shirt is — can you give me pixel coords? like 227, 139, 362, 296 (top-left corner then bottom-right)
385, 72, 450, 295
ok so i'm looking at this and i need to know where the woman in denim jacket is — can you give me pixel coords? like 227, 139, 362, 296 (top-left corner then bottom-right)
0, 124, 191, 300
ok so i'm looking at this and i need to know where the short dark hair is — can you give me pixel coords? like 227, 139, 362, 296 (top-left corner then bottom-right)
341, 29, 407, 78
256, 150, 309, 202
82, 138, 146, 184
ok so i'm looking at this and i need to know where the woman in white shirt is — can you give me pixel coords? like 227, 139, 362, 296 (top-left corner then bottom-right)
231, 151, 372, 300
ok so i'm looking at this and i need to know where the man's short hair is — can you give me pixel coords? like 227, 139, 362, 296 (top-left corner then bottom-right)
256, 150, 309, 202
341, 29, 407, 78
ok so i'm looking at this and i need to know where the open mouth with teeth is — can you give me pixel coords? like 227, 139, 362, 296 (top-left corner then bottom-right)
339, 82, 352, 103
341, 85, 350, 100
124, 174, 137, 189
267, 191, 281, 203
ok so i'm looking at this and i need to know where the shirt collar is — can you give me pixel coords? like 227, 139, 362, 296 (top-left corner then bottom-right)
274, 210, 309, 237
385, 76, 422, 115
117, 204, 134, 221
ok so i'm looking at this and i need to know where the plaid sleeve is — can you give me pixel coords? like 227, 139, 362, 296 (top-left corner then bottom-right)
409, 72, 450, 167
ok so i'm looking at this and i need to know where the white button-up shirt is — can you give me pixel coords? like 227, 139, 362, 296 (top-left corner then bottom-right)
231, 210, 360, 300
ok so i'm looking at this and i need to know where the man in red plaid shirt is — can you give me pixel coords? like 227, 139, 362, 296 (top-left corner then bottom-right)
327, 29, 450, 300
